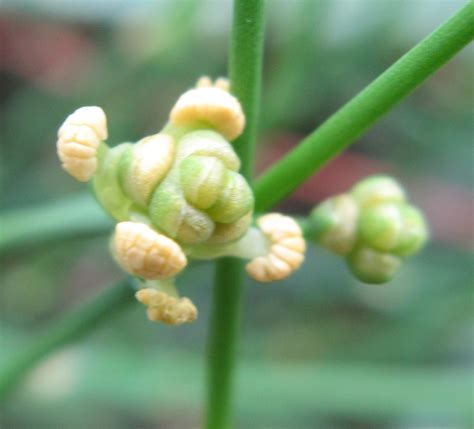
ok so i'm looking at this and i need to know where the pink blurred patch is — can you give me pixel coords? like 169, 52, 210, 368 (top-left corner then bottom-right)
0, 15, 98, 94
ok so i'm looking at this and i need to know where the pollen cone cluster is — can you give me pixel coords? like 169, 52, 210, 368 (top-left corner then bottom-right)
170, 77, 245, 141
113, 222, 187, 280
57, 106, 107, 181
246, 213, 306, 282
135, 288, 197, 325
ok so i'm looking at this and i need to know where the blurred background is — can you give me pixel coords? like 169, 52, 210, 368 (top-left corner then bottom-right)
0, 0, 473, 428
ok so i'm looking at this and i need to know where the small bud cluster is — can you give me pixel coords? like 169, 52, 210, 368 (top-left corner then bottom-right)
89, 78, 253, 249
309, 176, 428, 284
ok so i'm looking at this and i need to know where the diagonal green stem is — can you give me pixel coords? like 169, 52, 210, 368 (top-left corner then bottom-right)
253, 1, 474, 212
0, 279, 135, 402
206, 1, 266, 428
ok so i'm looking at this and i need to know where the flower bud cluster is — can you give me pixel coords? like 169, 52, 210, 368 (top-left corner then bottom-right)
55, 77, 307, 324
309, 176, 428, 284
87, 79, 253, 249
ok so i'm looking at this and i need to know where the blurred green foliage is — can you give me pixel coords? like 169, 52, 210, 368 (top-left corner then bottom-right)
0, 0, 472, 428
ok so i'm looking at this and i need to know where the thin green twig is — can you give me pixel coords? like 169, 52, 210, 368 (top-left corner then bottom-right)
0, 279, 135, 402
206, 1, 266, 428
254, 1, 474, 211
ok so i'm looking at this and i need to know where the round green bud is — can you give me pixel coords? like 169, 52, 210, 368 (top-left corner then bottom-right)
148, 180, 214, 245
93, 143, 132, 221
347, 245, 402, 284
393, 205, 428, 257
176, 205, 215, 244
309, 194, 358, 255
358, 202, 403, 252
206, 171, 254, 224
176, 130, 240, 171
359, 202, 428, 256
351, 175, 405, 209
179, 155, 226, 210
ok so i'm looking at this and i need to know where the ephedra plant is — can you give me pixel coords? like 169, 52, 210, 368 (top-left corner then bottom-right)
0, 1, 473, 428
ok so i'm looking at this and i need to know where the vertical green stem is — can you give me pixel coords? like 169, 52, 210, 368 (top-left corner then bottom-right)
206, 1, 266, 428
229, 0, 266, 177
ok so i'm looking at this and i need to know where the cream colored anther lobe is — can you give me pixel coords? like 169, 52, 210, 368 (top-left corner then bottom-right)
246, 213, 306, 282
57, 106, 107, 182
113, 222, 187, 280
135, 288, 197, 325
196, 76, 230, 91
170, 76, 244, 141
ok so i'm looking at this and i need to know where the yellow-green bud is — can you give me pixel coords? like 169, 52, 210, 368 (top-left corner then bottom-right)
179, 155, 226, 210
392, 205, 428, 257
309, 194, 358, 255
358, 202, 403, 252
176, 130, 240, 171
351, 175, 405, 209
359, 202, 428, 256
206, 171, 253, 224
148, 181, 215, 245
118, 134, 175, 207
146, 129, 253, 246
207, 212, 253, 245
347, 245, 401, 284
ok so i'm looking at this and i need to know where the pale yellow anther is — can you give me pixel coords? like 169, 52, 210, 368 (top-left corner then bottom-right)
214, 77, 230, 91
196, 76, 213, 88
246, 213, 306, 282
57, 106, 108, 182
196, 76, 229, 91
170, 77, 245, 141
135, 288, 197, 325
113, 222, 187, 280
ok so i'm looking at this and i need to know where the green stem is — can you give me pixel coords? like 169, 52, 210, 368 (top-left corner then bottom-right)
0, 279, 135, 402
206, 1, 266, 428
253, 1, 474, 212
229, 0, 266, 178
